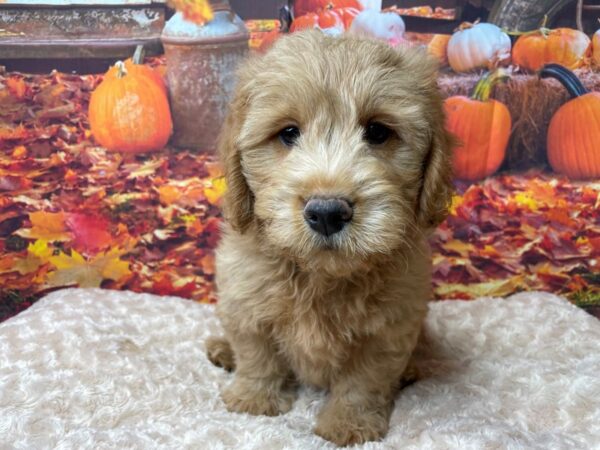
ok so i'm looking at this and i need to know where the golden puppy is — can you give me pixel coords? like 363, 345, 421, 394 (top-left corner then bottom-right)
206, 30, 453, 446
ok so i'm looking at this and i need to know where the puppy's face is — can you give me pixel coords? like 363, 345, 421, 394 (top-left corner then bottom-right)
220, 31, 452, 274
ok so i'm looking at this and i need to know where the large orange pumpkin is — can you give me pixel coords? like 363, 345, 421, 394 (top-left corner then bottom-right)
540, 64, 600, 179
512, 27, 591, 71
444, 69, 512, 181
89, 60, 172, 154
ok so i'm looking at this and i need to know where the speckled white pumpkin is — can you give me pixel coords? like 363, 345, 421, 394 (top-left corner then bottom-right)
593, 29, 600, 67
447, 22, 512, 72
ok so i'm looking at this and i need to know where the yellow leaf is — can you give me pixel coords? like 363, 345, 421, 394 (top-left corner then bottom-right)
4, 240, 53, 275
443, 239, 473, 257
435, 275, 528, 299
28, 239, 53, 260
47, 247, 131, 288
204, 176, 226, 205
16, 211, 72, 242
448, 194, 463, 215
512, 193, 539, 211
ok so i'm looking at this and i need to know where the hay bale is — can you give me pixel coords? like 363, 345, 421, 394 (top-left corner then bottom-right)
437, 70, 600, 170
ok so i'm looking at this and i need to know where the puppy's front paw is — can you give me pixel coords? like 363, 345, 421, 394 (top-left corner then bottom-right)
206, 336, 236, 371
222, 378, 295, 416
314, 401, 389, 446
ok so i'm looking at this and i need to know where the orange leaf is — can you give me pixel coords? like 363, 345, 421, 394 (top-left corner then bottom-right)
11, 145, 27, 159
16, 211, 72, 242
0, 124, 29, 140
158, 185, 182, 206
6, 77, 27, 99
200, 253, 215, 275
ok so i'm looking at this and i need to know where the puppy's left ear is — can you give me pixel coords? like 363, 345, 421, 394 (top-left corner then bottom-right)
417, 118, 454, 232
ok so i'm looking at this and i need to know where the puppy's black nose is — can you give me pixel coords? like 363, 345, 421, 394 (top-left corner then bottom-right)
303, 198, 353, 237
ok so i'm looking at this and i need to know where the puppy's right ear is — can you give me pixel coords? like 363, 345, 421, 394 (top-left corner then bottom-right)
217, 98, 254, 233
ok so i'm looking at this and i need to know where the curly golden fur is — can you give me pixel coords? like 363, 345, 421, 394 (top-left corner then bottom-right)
206, 30, 453, 446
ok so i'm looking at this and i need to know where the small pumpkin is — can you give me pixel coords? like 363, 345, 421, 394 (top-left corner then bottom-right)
447, 22, 511, 73
348, 9, 405, 46
512, 26, 591, 71
290, 12, 320, 32
293, 0, 363, 17
428, 34, 451, 66
539, 64, 600, 179
593, 27, 600, 67
335, 6, 360, 29
290, 8, 345, 32
259, 28, 282, 53
105, 46, 167, 94
89, 60, 172, 154
444, 69, 511, 181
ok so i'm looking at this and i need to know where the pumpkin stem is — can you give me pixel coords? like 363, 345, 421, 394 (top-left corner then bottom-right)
538, 63, 588, 99
504, 15, 551, 38
454, 20, 479, 33
471, 69, 510, 102
115, 61, 128, 79
132, 45, 145, 65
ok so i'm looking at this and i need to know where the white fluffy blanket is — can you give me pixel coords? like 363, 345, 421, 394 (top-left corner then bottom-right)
1, 289, 599, 449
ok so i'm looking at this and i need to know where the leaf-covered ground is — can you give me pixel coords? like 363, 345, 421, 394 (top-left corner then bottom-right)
1, 33, 599, 322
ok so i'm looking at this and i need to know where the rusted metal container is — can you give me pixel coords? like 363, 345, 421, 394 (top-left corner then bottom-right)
161, 0, 249, 152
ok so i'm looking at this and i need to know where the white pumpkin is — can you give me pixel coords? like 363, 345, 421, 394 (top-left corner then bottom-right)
348, 10, 405, 46
447, 22, 511, 72
593, 29, 600, 67
358, 0, 381, 11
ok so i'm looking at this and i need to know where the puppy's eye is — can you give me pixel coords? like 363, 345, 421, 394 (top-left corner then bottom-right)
279, 126, 300, 147
364, 122, 392, 145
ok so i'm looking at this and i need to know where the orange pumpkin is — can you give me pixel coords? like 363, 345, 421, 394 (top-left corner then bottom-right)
89, 61, 172, 154
428, 34, 451, 65
105, 46, 167, 94
293, 0, 362, 17
512, 27, 591, 71
444, 69, 511, 181
593, 28, 600, 67
291, 9, 344, 32
335, 6, 360, 29
258, 28, 281, 53
540, 64, 600, 179
290, 13, 319, 32
317, 8, 344, 29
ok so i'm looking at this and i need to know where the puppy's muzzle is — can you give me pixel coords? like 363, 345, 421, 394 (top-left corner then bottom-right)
303, 198, 353, 237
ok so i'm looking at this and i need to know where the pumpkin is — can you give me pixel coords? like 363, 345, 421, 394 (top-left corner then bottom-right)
293, 0, 363, 17
593, 28, 600, 67
447, 22, 511, 72
105, 46, 166, 94
335, 7, 360, 29
89, 61, 172, 154
290, 8, 345, 32
290, 12, 320, 32
444, 69, 511, 181
428, 34, 451, 65
348, 9, 405, 46
258, 28, 281, 53
539, 64, 600, 179
512, 27, 591, 71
